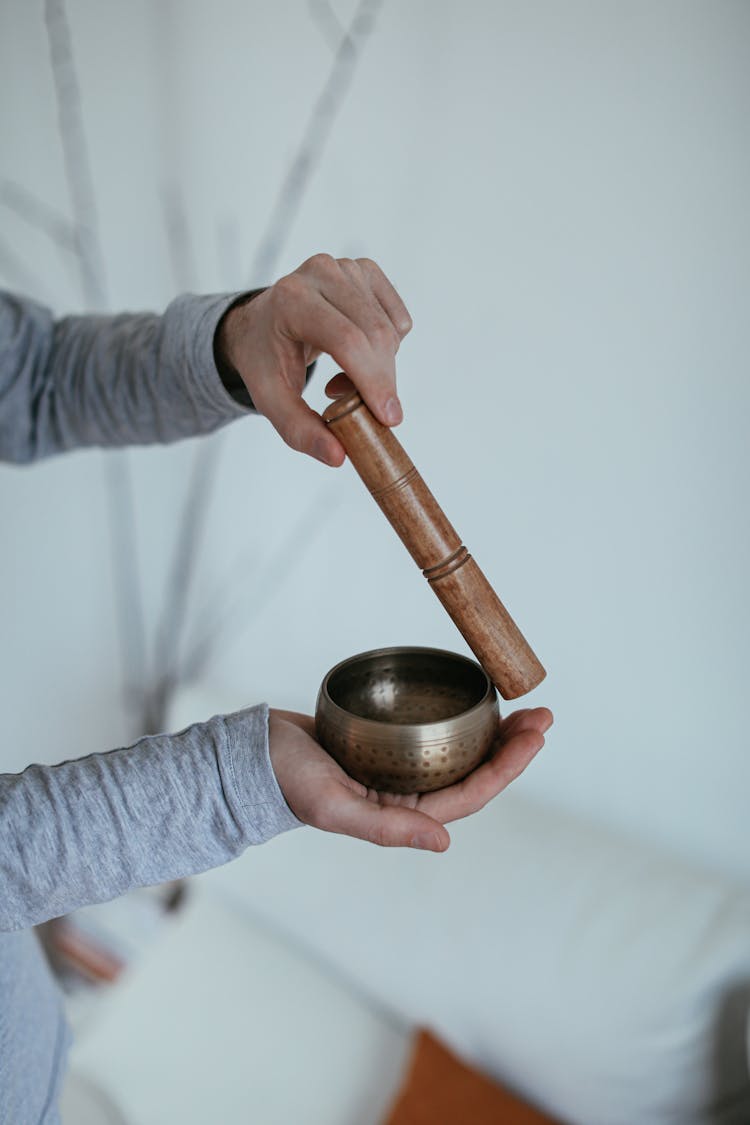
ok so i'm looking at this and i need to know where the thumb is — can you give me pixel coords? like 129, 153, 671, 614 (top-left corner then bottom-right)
320, 786, 450, 852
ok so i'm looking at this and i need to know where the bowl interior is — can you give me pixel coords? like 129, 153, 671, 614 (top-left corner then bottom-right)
325, 649, 489, 726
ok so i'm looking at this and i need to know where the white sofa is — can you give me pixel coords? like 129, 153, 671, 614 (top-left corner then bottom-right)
63, 691, 750, 1124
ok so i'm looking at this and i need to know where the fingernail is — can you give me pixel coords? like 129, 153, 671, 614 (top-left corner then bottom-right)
410, 832, 439, 851
384, 396, 403, 425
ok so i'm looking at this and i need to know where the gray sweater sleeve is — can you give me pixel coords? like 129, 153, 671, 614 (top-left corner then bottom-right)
0, 291, 304, 931
0, 705, 302, 931
0, 289, 250, 461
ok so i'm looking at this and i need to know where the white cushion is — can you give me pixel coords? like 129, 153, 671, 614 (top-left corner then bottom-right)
202, 794, 750, 1124
67, 885, 409, 1125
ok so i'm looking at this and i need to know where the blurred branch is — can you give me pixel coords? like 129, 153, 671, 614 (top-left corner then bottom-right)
0, 234, 49, 298
44, 0, 108, 309
144, 437, 222, 732
0, 179, 84, 300
0, 180, 81, 255
216, 214, 243, 286
180, 486, 341, 683
44, 0, 148, 728
149, 0, 384, 711
308, 0, 350, 53
250, 0, 384, 282
160, 181, 198, 293
136, 181, 209, 732
31, 0, 384, 732
103, 456, 150, 719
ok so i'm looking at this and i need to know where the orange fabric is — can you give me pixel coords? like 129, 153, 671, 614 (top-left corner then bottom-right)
383, 1029, 562, 1125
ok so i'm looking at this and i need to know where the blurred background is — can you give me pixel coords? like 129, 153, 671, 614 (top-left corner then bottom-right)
2, 0, 748, 877
1, 1, 749, 1121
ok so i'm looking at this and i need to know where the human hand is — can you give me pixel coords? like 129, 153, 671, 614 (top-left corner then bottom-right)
268, 706, 553, 852
216, 254, 412, 466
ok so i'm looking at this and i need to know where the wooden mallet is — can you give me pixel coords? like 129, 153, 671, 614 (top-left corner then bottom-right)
323, 389, 545, 701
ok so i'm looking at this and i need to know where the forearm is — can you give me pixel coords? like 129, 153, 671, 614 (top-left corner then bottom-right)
0, 703, 301, 931
0, 290, 251, 463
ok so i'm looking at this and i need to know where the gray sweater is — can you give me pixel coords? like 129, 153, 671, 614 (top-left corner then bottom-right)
0, 290, 302, 1124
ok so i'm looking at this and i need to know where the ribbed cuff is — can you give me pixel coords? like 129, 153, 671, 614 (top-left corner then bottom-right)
218, 703, 303, 845
168, 289, 318, 435
170, 292, 254, 424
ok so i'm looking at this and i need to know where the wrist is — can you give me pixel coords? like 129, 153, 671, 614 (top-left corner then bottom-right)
213, 288, 267, 408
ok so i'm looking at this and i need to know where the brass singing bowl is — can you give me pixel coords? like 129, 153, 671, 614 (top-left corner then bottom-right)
315, 647, 499, 795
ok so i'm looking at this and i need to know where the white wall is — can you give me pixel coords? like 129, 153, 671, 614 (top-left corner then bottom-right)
1, 0, 748, 881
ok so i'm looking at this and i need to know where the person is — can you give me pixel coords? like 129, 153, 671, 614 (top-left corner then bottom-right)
0, 252, 552, 1122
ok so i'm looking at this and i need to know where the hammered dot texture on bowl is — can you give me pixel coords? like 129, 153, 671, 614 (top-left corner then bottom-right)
315, 647, 499, 795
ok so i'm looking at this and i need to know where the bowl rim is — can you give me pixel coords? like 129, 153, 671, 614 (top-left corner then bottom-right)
317, 645, 497, 732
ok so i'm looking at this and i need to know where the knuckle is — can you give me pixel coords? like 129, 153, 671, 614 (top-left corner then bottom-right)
371, 318, 399, 352
356, 256, 378, 275
397, 310, 413, 335
304, 251, 336, 275
369, 822, 391, 849
272, 272, 304, 306
338, 322, 368, 362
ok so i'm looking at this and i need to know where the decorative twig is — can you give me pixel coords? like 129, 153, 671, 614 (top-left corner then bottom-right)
102, 456, 150, 717
0, 178, 85, 304
250, 0, 384, 281
137, 181, 212, 731
37, 0, 384, 733
308, 0, 350, 54
0, 179, 81, 256
145, 438, 223, 731
160, 182, 198, 293
180, 486, 341, 683
215, 214, 244, 286
44, 0, 148, 727
0, 234, 49, 298
44, 0, 108, 310
149, 0, 384, 709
